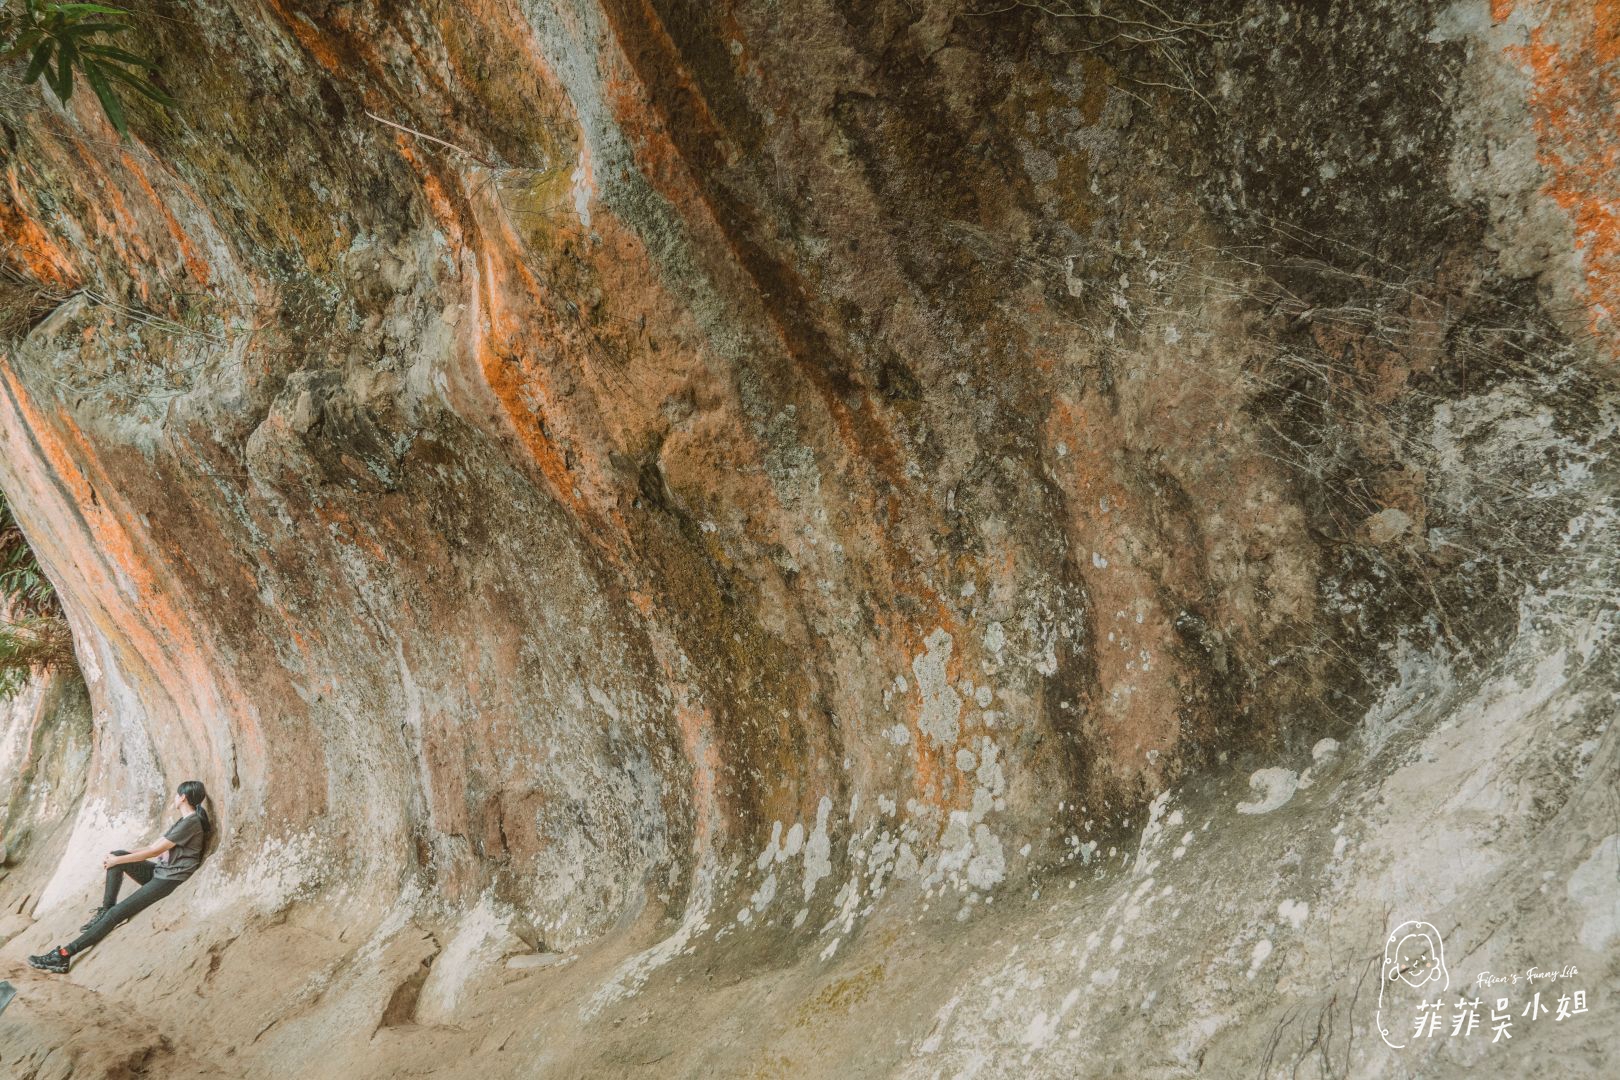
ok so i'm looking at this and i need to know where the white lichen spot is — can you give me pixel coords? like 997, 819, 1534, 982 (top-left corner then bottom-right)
802, 798, 834, 901
1248, 938, 1274, 978
1237, 768, 1299, 814
912, 628, 963, 747
965, 825, 1005, 889
1036, 635, 1059, 677
751, 872, 778, 912
1023, 1010, 1059, 1048
757, 821, 784, 870
569, 145, 594, 228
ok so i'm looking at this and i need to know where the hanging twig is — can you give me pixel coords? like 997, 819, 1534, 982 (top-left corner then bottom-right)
364, 109, 498, 169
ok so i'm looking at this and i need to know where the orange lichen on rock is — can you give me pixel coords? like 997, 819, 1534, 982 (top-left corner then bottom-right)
1504, 0, 1620, 358
0, 362, 268, 800
1, 170, 80, 288
0, 4, 1613, 1073
118, 152, 213, 288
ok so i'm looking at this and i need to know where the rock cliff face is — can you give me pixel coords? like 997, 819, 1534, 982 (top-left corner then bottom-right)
0, 1, 1616, 1076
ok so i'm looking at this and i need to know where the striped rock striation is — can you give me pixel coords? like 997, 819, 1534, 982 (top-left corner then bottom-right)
0, 1, 1615, 1075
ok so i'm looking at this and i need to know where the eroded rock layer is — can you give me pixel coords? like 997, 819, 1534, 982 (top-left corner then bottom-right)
0, 1, 1615, 1076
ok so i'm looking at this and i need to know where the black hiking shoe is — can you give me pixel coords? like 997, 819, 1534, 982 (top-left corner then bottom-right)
28, 947, 70, 974
80, 906, 110, 932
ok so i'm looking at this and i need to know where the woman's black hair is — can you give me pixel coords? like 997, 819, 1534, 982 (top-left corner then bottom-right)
178, 779, 211, 838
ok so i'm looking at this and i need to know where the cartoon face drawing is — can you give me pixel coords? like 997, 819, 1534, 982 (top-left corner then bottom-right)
1376, 920, 1450, 1049
1391, 930, 1444, 988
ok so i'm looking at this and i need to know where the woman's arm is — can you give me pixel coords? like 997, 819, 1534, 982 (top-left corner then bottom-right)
104, 838, 175, 868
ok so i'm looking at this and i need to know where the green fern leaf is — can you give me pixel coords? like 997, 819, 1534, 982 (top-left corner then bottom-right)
100, 60, 174, 107
81, 57, 126, 134
79, 44, 158, 69
23, 38, 55, 83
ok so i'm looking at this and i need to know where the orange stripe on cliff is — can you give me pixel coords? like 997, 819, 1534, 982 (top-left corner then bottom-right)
0, 362, 267, 784
1502, 0, 1620, 360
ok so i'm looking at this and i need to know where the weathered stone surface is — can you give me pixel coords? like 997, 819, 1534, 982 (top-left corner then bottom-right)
0, 667, 92, 913
0, 0, 1615, 1075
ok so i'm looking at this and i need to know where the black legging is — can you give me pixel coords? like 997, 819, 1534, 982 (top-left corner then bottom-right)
67, 850, 182, 953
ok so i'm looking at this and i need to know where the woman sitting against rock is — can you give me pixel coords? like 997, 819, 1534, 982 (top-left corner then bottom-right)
29, 780, 212, 974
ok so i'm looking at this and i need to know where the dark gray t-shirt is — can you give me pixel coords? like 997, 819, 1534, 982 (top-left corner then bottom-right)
153, 812, 206, 881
